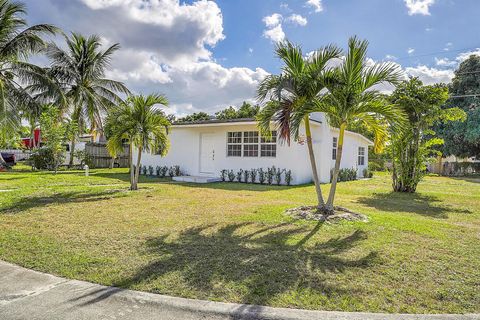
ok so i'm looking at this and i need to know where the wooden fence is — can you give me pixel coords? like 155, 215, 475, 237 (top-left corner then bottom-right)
85, 143, 130, 168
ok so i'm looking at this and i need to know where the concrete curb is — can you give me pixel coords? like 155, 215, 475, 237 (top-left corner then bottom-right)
1, 260, 479, 320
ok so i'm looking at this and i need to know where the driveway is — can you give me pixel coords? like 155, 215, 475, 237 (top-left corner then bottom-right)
0, 261, 478, 320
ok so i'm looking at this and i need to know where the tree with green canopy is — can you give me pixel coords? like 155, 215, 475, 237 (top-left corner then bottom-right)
389, 77, 466, 193
256, 40, 342, 209
436, 55, 480, 158
176, 112, 211, 123
315, 36, 405, 212
0, 0, 57, 164
106, 94, 170, 190
46, 33, 130, 166
215, 101, 260, 119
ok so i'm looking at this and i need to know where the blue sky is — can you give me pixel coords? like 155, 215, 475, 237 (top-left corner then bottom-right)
24, 0, 480, 115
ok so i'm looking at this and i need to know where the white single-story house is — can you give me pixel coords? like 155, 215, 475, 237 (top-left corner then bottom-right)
134, 112, 373, 185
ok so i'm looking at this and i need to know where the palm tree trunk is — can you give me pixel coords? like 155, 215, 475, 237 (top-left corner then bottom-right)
133, 145, 142, 190
304, 116, 325, 207
128, 142, 132, 174
326, 123, 346, 212
68, 136, 76, 167
129, 142, 134, 189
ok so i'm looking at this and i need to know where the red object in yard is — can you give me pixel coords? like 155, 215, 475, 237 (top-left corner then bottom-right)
21, 128, 41, 149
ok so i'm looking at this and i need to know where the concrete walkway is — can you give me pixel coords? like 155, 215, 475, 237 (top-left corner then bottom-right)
1, 261, 478, 320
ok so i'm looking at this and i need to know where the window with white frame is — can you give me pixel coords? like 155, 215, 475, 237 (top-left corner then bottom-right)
227, 132, 242, 157
358, 146, 365, 166
332, 137, 338, 160
261, 132, 277, 157
226, 131, 277, 158
243, 131, 259, 157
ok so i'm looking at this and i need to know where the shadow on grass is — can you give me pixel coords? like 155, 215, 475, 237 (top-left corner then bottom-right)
357, 192, 472, 219
0, 189, 127, 214
73, 222, 378, 308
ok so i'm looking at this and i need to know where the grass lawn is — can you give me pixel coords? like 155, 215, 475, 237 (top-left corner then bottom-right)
0, 165, 479, 314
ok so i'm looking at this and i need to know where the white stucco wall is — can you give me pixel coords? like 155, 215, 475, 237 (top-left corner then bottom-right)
134, 114, 372, 185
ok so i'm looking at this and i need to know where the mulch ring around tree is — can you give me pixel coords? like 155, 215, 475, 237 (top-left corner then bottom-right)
285, 206, 368, 223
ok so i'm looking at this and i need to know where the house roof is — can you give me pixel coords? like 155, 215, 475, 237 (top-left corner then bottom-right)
330, 127, 374, 146
172, 117, 322, 127
173, 118, 256, 126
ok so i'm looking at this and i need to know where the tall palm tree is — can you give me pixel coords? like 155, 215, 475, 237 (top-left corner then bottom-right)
46, 33, 130, 166
106, 94, 170, 190
0, 0, 57, 164
257, 41, 342, 208
315, 36, 405, 212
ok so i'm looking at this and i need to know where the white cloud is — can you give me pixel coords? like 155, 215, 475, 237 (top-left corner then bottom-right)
248, 48, 254, 54
263, 13, 282, 28
407, 48, 415, 55
404, 0, 435, 16
42, 0, 268, 115
305, 0, 323, 13
263, 24, 285, 43
405, 65, 454, 85
385, 54, 397, 61
109, 51, 269, 115
262, 13, 285, 42
286, 14, 308, 26
78, 0, 225, 64
434, 57, 457, 67
456, 48, 480, 62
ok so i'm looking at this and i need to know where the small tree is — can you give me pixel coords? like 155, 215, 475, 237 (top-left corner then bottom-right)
107, 94, 170, 190
389, 78, 466, 192
257, 41, 341, 209
313, 36, 404, 213
39, 105, 66, 173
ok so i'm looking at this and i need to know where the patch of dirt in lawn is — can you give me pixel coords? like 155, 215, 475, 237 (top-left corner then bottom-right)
285, 206, 368, 223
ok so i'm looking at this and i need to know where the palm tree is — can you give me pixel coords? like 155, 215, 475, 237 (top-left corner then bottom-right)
106, 94, 170, 190
317, 36, 405, 212
46, 33, 130, 166
0, 0, 57, 164
257, 41, 341, 208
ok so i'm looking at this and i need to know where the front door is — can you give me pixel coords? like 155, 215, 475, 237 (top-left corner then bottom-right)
200, 133, 215, 174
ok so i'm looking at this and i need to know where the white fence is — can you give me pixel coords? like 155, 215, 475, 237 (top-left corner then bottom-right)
0, 149, 31, 161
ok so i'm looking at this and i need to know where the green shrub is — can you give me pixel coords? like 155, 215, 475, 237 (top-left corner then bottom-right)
258, 168, 266, 184
236, 169, 244, 182
331, 168, 358, 182
274, 167, 283, 185
220, 169, 228, 181
243, 170, 249, 183
250, 169, 258, 183
363, 168, 373, 178
228, 170, 235, 182
160, 166, 168, 177
285, 170, 292, 186
29, 148, 64, 170
74, 150, 94, 168
174, 165, 181, 176
266, 166, 275, 185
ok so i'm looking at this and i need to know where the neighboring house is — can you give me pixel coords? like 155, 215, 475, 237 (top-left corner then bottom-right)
428, 155, 480, 175
135, 113, 373, 185
18, 129, 96, 165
